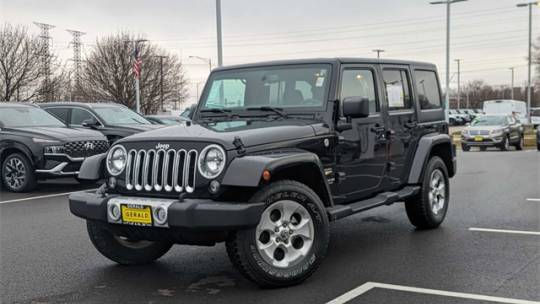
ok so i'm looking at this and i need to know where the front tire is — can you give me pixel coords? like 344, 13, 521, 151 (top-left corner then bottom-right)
499, 136, 510, 151
1, 153, 37, 192
405, 156, 449, 229
226, 180, 330, 288
461, 143, 470, 152
86, 220, 172, 265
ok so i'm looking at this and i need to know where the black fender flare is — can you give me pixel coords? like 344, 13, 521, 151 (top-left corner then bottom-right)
408, 133, 456, 184
78, 153, 107, 180
0, 142, 35, 165
221, 151, 334, 206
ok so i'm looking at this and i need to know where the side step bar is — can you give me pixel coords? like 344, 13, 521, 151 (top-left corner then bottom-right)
326, 186, 420, 221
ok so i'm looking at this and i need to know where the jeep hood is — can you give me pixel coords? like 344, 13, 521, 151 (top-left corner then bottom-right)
117, 119, 320, 150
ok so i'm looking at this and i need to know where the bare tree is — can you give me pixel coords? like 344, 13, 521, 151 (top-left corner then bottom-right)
0, 23, 42, 101
79, 32, 188, 114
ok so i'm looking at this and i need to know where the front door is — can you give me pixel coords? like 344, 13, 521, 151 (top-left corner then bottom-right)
335, 65, 387, 203
380, 65, 417, 190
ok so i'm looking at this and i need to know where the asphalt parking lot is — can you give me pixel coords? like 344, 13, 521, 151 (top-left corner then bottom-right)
1, 151, 539, 304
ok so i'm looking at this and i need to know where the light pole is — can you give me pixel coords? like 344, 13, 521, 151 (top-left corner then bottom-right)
189, 56, 212, 73
455, 59, 461, 109
517, 1, 537, 123
372, 49, 385, 59
509, 67, 515, 100
216, 0, 223, 67
430, 0, 468, 122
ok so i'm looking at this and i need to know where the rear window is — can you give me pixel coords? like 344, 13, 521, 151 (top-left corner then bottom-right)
414, 70, 441, 110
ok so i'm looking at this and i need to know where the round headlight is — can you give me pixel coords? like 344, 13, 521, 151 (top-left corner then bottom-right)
107, 145, 127, 176
198, 144, 226, 179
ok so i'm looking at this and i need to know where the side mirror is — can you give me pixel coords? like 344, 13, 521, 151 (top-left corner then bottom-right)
82, 119, 100, 129
342, 97, 370, 119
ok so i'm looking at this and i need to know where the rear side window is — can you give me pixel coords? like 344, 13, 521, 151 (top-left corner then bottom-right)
414, 70, 441, 110
382, 69, 412, 110
71, 108, 97, 125
340, 69, 378, 113
46, 108, 69, 123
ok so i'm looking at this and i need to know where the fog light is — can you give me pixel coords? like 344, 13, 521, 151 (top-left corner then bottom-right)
209, 180, 220, 194
108, 176, 117, 189
108, 204, 121, 221
154, 205, 168, 225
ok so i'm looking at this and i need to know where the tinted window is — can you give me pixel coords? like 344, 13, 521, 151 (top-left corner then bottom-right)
46, 107, 69, 123
383, 69, 412, 110
340, 69, 378, 113
415, 70, 441, 110
71, 108, 97, 125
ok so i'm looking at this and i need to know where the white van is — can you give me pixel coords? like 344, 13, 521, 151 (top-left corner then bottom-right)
483, 100, 528, 124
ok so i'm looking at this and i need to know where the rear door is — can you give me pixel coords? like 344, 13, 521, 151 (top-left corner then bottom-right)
335, 64, 387, 202
380, 65, 417, 190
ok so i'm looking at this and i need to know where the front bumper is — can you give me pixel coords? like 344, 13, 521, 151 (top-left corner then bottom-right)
461, 136, 504, 146
69, 192, 265, 231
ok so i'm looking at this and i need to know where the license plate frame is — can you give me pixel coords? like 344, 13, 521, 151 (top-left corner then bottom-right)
121, 204, 153, 226
474, 136, 483, 142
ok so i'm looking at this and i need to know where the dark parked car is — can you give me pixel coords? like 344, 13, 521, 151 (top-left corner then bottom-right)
460, 114, 523, 151
70, 58, 456, 287
536, 126, 540, 151
0, 103, 109, 192
40, 102, 162, 144
145, 115, 189, 125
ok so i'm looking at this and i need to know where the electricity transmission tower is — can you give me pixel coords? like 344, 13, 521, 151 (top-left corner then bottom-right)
33, 22, 55, 101
67, 29, 86, 101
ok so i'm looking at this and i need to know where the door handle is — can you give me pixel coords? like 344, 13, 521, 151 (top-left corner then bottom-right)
404, 121, 417, 129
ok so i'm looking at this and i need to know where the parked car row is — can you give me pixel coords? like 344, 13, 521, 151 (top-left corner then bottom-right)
0, 102, 192, 192
449, 109, 483, 125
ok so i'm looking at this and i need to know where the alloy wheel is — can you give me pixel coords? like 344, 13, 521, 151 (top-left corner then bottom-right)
428, 169, 446, 215
255, 200, 314, 268
3, 157, 26, 190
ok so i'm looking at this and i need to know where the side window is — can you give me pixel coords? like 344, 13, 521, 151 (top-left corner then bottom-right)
414, 70, 442, 110
46, 108, 69, 123
383, 69, 412, 110
340, 69, 378, 113
71, 108, 97, 125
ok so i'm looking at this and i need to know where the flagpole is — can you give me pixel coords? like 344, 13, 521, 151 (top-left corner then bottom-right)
135, 77, 140, 113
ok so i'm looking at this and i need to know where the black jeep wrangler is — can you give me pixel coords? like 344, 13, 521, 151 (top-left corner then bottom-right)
70, 58, 456, 288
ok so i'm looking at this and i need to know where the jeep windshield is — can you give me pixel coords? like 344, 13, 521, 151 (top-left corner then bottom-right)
200, 64, 331, 116
0, 107, 65, 128
93, 106, 151, 125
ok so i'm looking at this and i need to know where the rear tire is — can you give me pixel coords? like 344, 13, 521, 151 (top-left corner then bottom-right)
1, 153, 37, 192
405, 156, 449, 229
461, 144, 470, 152
226, 180, 330, 288
86, 220, 172, 265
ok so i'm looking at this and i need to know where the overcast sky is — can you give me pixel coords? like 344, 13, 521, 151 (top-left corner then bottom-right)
1, 0, 539, 104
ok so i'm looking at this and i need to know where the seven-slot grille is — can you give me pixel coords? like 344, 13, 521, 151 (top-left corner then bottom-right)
65, 140, 109, 158
469, 130, 490, 135
125, 149, 198, 193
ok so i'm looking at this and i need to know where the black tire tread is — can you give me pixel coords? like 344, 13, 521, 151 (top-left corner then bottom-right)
226, 180, 329, 288
87, 220, 172, 265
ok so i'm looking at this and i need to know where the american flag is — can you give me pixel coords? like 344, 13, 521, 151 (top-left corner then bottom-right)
133, 47, 142, 79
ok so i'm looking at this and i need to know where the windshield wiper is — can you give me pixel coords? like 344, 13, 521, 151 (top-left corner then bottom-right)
200, 108, 232, 114
246, 106, 288, 119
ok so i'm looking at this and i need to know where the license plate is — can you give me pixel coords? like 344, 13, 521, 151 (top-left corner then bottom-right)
474, 136, 483, 142
121, 205, 152, 225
